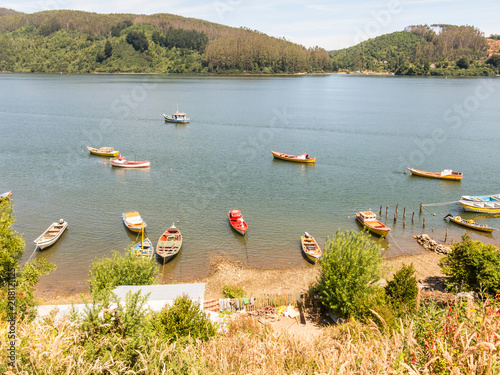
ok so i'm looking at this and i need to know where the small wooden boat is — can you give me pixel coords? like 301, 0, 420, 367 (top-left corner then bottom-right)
87, 146, 120, 157
163, 111, 190, 124
131, 238, 155, 259
156, 224, 182, 263
444, 214, 496, 233
459, 194, 500, 214
228, 210, 248, 235
407, 167, 462, 181
271, 150, 316, 163
110, 156, 150, 168
356, 211, 391, 237
34, 219, 68, 250
0, 191, 12, 201
300, 232, 322, 263
122, 211, 147, 233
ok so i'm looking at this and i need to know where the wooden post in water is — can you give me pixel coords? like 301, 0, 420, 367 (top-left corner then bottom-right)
423, 217, 426, 228
394, 212, 397, 222
403, 220, 406, 228
386, 206, 388, 218
395, 204, 399, 215
412, 212, 415, 223
403, 207, 406, 219
445, 228, 448, 243
379, 206, 382, 216
420, 203, 423, 213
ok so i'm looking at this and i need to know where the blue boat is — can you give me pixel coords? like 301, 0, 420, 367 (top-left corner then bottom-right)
163, 111, 190, 124
131, 237, 155, 260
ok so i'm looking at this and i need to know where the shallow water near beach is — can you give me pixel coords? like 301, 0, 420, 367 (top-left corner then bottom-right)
1, 73, 499, 295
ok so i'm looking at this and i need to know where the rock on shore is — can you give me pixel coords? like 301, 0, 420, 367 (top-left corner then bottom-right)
413, 234, 452, 255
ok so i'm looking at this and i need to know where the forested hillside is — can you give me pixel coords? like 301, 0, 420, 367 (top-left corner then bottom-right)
330, 24, 499, 76
0, 9, 332, 74
0, 10, 497, 76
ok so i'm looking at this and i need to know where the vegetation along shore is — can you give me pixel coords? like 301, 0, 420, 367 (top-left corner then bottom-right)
1, 196, 499, 373
0, 8, 499, 76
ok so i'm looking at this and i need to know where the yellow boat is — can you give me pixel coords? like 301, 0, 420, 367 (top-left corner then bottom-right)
356, 211, 391, 237
444, 214, 496, 233
407, 167, 462, 181
271, 150, 316, 163
300, 232, 322, 263
87, 146, 120, 157
122, 211, 147, 233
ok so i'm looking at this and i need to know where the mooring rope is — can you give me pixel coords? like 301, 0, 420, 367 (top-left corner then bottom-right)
422, 200, 459, 207
25, 246, 38, 264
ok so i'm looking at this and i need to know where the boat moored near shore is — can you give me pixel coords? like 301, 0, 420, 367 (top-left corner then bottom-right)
34, 219, 68, 250
408, 167, 463, 181
356, 211, 391, 237
459, 194, 500, 214
444, 213, 496, 233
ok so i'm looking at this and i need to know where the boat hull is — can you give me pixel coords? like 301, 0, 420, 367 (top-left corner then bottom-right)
271, 150, 316, 163
87, 146, 119, 157
446, 216, 495, 233
0, 191, 12, 201
156, 226, 182, 263
132, 238, 155, 259
111, 160, 150, 168
122, 212, 147, 233
300, 235, 322, 263
459, 200, 500, 214
356, 213, 391, 237
34, 220, 68, 250
228, 210, 248, 235
408, 168, 462, 181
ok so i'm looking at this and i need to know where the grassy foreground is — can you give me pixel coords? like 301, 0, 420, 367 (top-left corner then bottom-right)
1, 295, 498, 374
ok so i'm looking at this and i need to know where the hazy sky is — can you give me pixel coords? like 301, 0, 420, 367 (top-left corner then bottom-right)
3, 0, 499, 50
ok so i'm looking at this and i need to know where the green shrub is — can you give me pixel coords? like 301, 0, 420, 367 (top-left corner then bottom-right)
88, 248, 159, 301
385, 263, 418, 316
315, 230, 384, 320
222, 284, 245, 298
153, 294, 217, 343
439, 234, 500, 296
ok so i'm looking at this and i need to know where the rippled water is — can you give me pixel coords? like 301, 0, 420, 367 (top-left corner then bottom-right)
1, 73, 499, 294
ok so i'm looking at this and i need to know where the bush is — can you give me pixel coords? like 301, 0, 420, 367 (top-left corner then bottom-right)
88, 248, 159, 301
439, 234, 500, 296
222, 284, 245, 298
385, 263, 418, 316
315, 230, 384, 320
153, 294, 217, 343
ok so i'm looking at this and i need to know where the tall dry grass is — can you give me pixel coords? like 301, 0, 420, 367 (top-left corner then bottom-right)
1, 298, 498, 374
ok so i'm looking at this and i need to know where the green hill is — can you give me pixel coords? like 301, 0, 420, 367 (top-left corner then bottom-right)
330, 24, 498, 76
0, 9, 332, 74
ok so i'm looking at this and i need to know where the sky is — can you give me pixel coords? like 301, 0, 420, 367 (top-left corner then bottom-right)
2, 0, 499, 50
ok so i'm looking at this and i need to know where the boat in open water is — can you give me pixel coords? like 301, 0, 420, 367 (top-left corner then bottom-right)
300, 232, 322, 263
444, 214, 496, 233
271, 150, 316, 163
228, 210, 248, 235
34, 219, 68, 250
110, 156, 150, 168
407, 167, 462, 181
156, 224, 182, 263
459, 194, 500, 214
122, 211, 147, 233
356, 211, 391, 237
87, 146, 120, 157
163, 111, 190, 124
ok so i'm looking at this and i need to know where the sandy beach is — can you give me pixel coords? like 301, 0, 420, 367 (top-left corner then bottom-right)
36, 250, 446, 305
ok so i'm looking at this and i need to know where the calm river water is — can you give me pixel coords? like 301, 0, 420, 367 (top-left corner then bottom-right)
1, 73, 499, 294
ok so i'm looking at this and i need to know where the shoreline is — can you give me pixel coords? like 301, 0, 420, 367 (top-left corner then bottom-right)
36, 250, 445, 305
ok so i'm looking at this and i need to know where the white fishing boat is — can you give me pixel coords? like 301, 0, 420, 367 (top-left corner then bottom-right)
34, 219, 68, 250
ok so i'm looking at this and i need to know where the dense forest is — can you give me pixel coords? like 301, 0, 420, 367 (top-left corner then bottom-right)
0, 9, 331, 74
0, 9, 498, 75
330, 24, 499, 76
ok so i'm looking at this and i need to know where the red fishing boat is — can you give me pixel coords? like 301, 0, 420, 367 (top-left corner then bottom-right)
110, 156, 150, 168
228, 210, 248, 235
